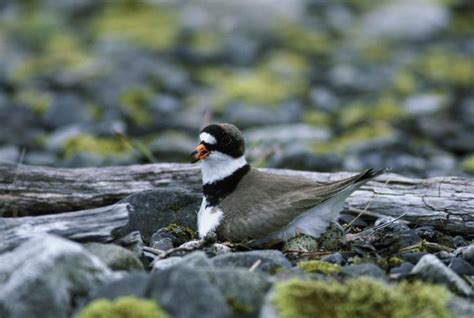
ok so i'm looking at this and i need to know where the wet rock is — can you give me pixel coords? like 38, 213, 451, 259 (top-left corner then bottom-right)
411, 254, 472, 297
114, 188, 201, 242
83, 242, 144, 271
341, 263, 387, 281
0, 235, 111, 318
448, 258, 474, 277
148, 264, 232, 318
211, 250, 292, 274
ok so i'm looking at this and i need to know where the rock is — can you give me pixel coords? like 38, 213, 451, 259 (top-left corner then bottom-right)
374, 216, 421, 249
152, 257, 184, 272
83, 243, 144, 271
268, 149, 342, 172
24, 151, 57, 166
203, 268, 272, 318
223, 102, 302, 128
0, 235, 111, 318
309, 87, 339, 112
113, 188, 201, 242
321, 252, 346, 266
84, 272, 150, 302
113, 231, 144, 260
148, 264, 232, 318
448, 296, 474, 318
454, 245, 474, 265
151, 236, 174, 251
283, 234, 319, 252
453, 236, 470, 248
389, 262, 414, 279
0, 145, 20, 163
211, 250, 292, 274
448, 258, 474, 276
244, 124, 330, 144
341, 263, 387, 281
400, 252, 428, 265
411, 254, 472, 297
151, 224, 197, 247
360, 0, 449, 41
148, 131, 196, 162
338, 213, 368, 228
44, 94, 91, 128
404, 94, 445, 116
414, 226, 436, 240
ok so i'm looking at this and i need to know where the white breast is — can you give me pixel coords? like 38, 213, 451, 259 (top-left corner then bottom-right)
197, 197, 224, 238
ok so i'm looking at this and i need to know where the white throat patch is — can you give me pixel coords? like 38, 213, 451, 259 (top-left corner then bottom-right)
199, 132, 217, 145
201, 153, 247, 184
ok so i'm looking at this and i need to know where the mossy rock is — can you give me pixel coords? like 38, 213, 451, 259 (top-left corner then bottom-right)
163, 223, 198, 242
297, 260, 341, 275
76, 297, 169, 318
63, 134, 133, 159
120, 87, 155, 126
461, 155, 474, 174
271, 278, 454, 318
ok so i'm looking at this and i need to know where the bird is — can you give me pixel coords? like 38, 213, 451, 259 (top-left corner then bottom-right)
191, 123, 383, 244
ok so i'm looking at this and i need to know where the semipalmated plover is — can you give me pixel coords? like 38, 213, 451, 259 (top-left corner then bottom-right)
191, 123, 382, 243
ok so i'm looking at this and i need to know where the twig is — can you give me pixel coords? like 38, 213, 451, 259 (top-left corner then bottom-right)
149, 239, 205, 267
248, 259, 262, 272
398, 241, 453, 253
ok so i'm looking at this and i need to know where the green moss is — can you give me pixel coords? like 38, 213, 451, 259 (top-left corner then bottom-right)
416, 50, 474, 87
392, 71, 416, 96
340, 97, 404, 128
277, 24, 332, 55
163, 224, 197, 241
63, 134, 133, 159
95, 2, 178, 51
226, 297, 253, 315
190, 31, 222, 55
120, 87, 154, 126
303, 110, 331, 128
76, 297, 169, 318
297, 260, 341, 275
461, 154, 474, 173
272, 278, 453, 318
15, 89, 51, 115
351, 256, 403, 271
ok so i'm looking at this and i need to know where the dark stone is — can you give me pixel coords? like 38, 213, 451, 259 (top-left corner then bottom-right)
400, 252, 429, 265
211, 250, 292, 274
148, 265, 232, 318
84, 272, 150, 302
414, 226, 436, 240
389, 262, 414, 279
341, 263, 387, 281
411, 254, 472, 297
454, 245, 474, 266
449, 258, 474, 276
453, 236, 470, 248
44, 94, 91, 128
321, 252, 346, 266
338, 213, 368, 228
113, 188, 201, 242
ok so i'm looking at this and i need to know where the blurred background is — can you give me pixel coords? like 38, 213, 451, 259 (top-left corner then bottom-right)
0, 0, 473, 178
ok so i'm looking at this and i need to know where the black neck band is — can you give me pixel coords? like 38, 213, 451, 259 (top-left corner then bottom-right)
203, 164, 250, 207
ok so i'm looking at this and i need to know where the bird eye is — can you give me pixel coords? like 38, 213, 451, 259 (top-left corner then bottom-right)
221, 135, 232, 146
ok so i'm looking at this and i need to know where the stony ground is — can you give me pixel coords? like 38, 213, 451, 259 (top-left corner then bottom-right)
0, 1, 473, 317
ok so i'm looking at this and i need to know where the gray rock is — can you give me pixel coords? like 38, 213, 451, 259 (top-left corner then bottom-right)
0, 235, 111, 318
448, 296, 474, 318
341, 263, 387, 281
211, 250, 292, 274
24, 151, 57, 166
400, 252, 428, 265
389, 262, 414, 279
44, 94, 91, 128
404, 94, 445, 116
244, 124, 330, 144
448, 258, 474, 277
112, 231, 144, 259
204, 268, 272, 318
152, 251, 212, 273
83, 243, 144, 271
152, 257, 184, 272
151, 236, 174, 251
223, 102, 302, 128
84, 272, 150, 302
149, 264, 232, 318
361, 0, 449, 41
114, 188, 201, 242
0, 145, 19, 164
321, 252, 346, 266
454, 245, 474, 265
453, 236, 470, 248
411, 254, 472, 297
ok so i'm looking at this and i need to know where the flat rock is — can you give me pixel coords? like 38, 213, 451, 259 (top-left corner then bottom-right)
0, 235, 111, 318
341, 263, 387, 281
113, 188, 201, 242
211, 250, 292, 274
411, 254, 472, 297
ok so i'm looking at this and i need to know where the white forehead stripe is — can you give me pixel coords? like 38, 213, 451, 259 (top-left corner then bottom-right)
200, 132, 217, 145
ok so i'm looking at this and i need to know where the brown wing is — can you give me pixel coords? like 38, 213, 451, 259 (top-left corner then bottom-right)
217, 168, 380, 241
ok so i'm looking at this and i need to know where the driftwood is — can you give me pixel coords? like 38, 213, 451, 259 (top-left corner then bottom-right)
0, 203, 130, 254
0, 163, 473, 236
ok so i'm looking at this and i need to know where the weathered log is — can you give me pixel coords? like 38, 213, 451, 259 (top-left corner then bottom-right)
0, 163, 473, 235
0, 203, 130, 254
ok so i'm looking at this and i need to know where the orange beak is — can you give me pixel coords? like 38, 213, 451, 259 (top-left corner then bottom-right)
190, 144, 209, 163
